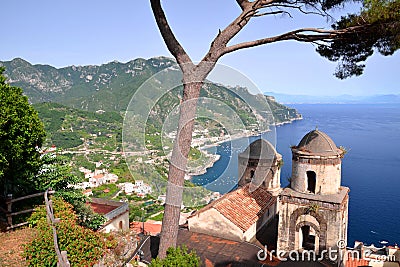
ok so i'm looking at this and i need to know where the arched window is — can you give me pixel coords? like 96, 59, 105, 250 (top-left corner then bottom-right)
306, 171, 316, 193
119, 221, 123, 230
301, 225, 316, 250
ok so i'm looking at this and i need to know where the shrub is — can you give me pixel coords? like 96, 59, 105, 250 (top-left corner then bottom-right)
149, 245, 200, 267
24, 197, 112, 266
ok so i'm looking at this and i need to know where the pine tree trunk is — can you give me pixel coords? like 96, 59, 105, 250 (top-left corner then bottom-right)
158, 81, 203, 258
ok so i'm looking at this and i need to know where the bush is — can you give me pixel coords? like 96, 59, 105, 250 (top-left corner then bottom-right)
25, 197, 112, 266
36, 153, 106, 231
149, 245, 200, 267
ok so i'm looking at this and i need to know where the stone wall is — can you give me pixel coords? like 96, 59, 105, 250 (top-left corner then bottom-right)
188, 208, 244, 241
277, 193, 348, 256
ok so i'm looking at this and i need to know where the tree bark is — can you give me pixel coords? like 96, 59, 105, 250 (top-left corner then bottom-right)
158, 80, 203, 258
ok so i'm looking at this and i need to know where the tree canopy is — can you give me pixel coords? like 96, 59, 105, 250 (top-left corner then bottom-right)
317, 0, 400, 78
0, 67, 46, 197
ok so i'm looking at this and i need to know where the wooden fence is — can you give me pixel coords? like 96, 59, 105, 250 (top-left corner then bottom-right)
1, 189, 70, 267
44, 189, 70, 267
2, 191, 54, 230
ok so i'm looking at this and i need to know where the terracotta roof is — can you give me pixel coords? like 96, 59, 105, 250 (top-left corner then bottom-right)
193, 184, 276, 232
93, 174, 104, 179
89, 202, 115, 214
293, 129, 343, 157
345, 256, 370, 267
239, 139, 281, 160
130, 221, 162, 236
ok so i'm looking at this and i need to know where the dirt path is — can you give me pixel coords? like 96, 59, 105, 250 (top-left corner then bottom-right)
0, 227, 36, 267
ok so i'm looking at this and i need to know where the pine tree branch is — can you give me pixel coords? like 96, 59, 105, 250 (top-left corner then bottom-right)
222, 27, 365, 54
150, 0, 193, 70
236, 0, 251, 10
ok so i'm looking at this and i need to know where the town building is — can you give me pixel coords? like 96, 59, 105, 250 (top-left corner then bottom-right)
121, 181, 152, 197
187, 129, 350, 264
78, 168, 119, 188
89, 197, 129, 233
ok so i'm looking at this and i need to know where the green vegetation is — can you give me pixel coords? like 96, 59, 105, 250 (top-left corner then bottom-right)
25, 197, 114, 266
36, 153, 106, 230
306, 203, 320, 214
0, 67, 46, 197
34, 102, 123, 150
149, 245, 200, 267
110, 159, 136, 182
151, 212, 164, 221
2, 57, 301, 137
317, 0, 400, 79
1, 59, 302, 210
129, 201, 164, 222
92, 183, 119, 198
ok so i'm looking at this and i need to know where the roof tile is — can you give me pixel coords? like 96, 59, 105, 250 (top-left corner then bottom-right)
195, 184, 276, 232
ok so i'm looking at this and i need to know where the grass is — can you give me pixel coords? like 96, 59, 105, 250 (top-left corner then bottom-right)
150, 212, 164, 221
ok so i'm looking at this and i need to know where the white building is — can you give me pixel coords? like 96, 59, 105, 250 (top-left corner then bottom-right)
89, 198, 129, 233
104, 173, 118, 184
124, 182, 134, 195
89, 174, 105, 187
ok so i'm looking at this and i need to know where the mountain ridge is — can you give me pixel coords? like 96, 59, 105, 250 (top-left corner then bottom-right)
1, 57, 301, 126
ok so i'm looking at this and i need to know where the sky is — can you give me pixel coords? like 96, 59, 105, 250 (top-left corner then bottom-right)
1, 0, 399, 96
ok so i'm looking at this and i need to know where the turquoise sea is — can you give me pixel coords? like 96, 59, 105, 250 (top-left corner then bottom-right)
192, 104, 400, 246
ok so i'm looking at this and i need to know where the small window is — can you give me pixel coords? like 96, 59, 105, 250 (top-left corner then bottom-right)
119, 221, 123, 229
250, 170, 255, 179
307, 171, 316, 193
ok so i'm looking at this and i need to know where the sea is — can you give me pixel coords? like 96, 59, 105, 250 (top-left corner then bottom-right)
192, 103, 400, 247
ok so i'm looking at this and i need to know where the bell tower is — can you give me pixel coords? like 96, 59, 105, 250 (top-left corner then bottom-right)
238, 139, 282, 196
290, 129, 343, 195
277, 130, 349, 262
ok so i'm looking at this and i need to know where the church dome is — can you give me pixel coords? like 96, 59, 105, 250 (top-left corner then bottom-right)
239, 139, 280, 160
293, 130, 343, 157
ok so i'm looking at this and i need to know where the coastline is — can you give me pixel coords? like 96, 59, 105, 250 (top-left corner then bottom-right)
274, 115, 303, 127
187, 115, 303, 177
186, 153, 221, 178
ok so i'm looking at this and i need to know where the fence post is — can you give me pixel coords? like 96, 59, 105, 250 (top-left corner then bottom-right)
61, 251, 70, 267
6, 194, 13, 226
44, 188, 70, 267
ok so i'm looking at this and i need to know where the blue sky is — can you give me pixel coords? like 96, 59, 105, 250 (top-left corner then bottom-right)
1, 0, 399, 96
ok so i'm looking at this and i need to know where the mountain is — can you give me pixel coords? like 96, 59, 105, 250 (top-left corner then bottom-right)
0, 57, 301, 125
1, 57, 172, 111
265, 91, 400, 104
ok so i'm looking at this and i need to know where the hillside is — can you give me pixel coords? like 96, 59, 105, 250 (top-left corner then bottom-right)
34, 102, 123, 149
1, 57, 301, 126
1, 58, 302, 205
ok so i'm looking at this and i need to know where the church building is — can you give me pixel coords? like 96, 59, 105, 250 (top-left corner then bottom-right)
187, 129, 349, 260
